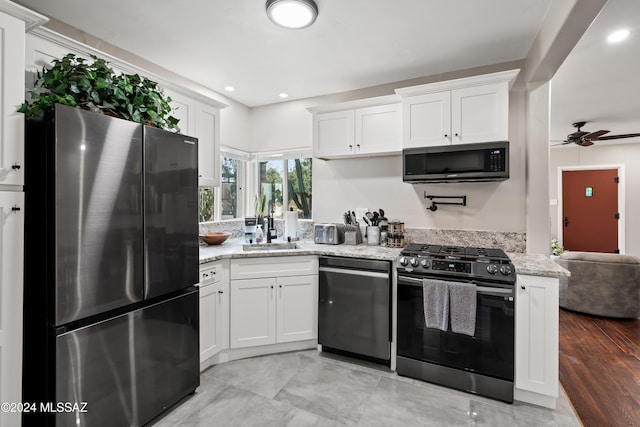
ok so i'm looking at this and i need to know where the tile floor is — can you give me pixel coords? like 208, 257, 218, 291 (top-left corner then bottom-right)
150, 350, 580, 426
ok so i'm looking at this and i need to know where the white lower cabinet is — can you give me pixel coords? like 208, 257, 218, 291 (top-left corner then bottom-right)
230, 256, 318, 349
515, 274, 559, 409
199, 260, 229, 364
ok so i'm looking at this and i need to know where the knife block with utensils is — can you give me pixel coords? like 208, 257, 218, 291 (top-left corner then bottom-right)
344, 225, 363, 245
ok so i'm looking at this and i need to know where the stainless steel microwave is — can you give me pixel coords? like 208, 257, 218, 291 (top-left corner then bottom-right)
402, 141, 509, 183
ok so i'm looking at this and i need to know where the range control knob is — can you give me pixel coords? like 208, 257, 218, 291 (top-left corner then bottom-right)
410, 258, 419, 267
421, 259, 430, 268
486, 264, 498, 274
500, 265, 513, 276
399, 257, 408, 266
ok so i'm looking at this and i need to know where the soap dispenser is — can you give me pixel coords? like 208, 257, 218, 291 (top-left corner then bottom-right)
255, 224, 264, 243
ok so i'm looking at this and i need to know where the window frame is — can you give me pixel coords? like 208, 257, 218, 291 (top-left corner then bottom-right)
199, 147, 312, 223
254, 149, 313, 220
219, 148, 247, 220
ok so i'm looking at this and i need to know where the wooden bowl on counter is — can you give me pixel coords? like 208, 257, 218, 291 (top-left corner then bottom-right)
199, 231, 231, 245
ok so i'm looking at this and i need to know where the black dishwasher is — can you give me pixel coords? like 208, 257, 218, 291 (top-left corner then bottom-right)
318, 256, 391, 364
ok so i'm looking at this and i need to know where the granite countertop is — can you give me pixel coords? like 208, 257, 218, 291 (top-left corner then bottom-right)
200, 238, 569, 278
507, 252, 570, 278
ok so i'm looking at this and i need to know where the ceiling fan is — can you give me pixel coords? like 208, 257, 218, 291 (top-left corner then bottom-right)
552, 121, 640, 147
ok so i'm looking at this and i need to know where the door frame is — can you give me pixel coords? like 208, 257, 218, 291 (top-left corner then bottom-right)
557, 164, 625, 254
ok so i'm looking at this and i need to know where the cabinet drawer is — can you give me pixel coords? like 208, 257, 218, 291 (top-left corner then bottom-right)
231, 256, 319, 280
199, 260, 228, 286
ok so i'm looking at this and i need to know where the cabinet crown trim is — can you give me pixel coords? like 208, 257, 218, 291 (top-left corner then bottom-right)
307, 94, 400, 114
29, 26, 228, 109
0, 1, 48, 30
395, 69, 520, 98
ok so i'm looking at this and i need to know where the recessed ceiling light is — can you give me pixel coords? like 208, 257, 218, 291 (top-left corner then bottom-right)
607, 29, 630, 43
224, 86, 235, 92
279, 93, 289, 98
266, 0, 318, 29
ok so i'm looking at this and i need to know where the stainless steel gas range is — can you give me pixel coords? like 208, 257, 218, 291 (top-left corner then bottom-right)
396, 244, 516, 403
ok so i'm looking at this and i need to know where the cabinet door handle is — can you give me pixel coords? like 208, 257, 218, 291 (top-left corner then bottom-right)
218, 290, 223, 294
348, 144, 353, 150
12, 163, 21, 170
521, 285, 525, 290
454, 133, 459, 137
270, 285, 274, 289
11, 205, 21, 212
356, 144, 360, 150
279, 284, 282, 288
444, 134, 448, 138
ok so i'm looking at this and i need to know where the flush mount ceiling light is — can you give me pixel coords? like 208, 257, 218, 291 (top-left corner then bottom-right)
607, 29, 630, 43
266, 0, 318, 29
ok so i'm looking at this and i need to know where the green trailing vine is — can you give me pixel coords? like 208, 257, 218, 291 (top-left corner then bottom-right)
19, 53, 180, 132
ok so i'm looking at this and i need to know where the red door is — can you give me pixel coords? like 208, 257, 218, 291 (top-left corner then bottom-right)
562, 169, 618, 253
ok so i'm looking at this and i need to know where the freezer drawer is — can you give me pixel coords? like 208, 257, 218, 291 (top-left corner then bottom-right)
53, 289, 199, 427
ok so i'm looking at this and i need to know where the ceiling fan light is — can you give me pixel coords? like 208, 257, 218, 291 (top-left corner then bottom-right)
266, 0, 318, 29
607, 29, 629, 43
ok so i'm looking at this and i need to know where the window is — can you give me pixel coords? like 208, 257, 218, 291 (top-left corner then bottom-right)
198, 186, 214, 222
221, 155, 243, 219
258, 157, 312, 219
287, 158, 312, 219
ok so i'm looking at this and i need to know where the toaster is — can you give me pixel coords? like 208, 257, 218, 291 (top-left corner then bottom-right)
314, 223, 345, 245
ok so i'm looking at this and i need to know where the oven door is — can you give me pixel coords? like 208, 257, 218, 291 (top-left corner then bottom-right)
397, 274, 514, 382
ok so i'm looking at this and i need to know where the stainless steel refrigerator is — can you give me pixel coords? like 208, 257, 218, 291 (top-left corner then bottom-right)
23, 104, 200, 427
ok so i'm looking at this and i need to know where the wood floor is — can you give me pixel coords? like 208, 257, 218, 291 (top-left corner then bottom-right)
559, 308, 640, 427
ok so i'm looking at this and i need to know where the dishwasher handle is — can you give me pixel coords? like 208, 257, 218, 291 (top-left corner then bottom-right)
319, 266, 389, 280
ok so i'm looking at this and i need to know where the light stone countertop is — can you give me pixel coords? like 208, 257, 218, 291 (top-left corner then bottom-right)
200, 238, 569, 278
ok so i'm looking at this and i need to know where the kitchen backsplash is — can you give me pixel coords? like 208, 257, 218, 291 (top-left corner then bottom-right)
404, 229, 526, 253
200, 220, 526, 253
200, 219, 315, 240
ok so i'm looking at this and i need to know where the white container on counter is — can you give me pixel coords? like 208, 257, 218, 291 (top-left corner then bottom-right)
367, 226, 380, 246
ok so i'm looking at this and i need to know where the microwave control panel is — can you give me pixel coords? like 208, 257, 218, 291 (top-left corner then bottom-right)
487, 149, 505, 172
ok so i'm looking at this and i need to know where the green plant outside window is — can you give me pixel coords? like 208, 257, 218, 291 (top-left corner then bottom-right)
198, 187, 214, 222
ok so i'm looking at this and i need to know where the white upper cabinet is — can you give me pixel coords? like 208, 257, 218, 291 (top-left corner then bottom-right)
0, 6, 46, 187
402, 91, 451, 147
451, 83, 508, 144
355, 103, 402, 156
165, 89, 221, 188
195, 103, 220, 188
396, 69, 519, 148
313, 110, 355, 158
310, 95, 401, 159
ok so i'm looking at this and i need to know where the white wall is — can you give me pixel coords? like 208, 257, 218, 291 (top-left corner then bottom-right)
550, 143, 640, 256
250, 62, 528, 232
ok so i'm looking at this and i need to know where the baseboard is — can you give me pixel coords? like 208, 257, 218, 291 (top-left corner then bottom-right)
514, 387, 557, 409
200, 339, 317, 371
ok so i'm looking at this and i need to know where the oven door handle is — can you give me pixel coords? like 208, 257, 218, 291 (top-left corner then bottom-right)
398, 275, 513, 295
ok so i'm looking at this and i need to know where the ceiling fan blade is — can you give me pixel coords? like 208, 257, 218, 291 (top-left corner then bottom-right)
551, 141, 574, 146
582, 130, 610, 140
597, 133, 640, 140
568, 131, 588, 140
